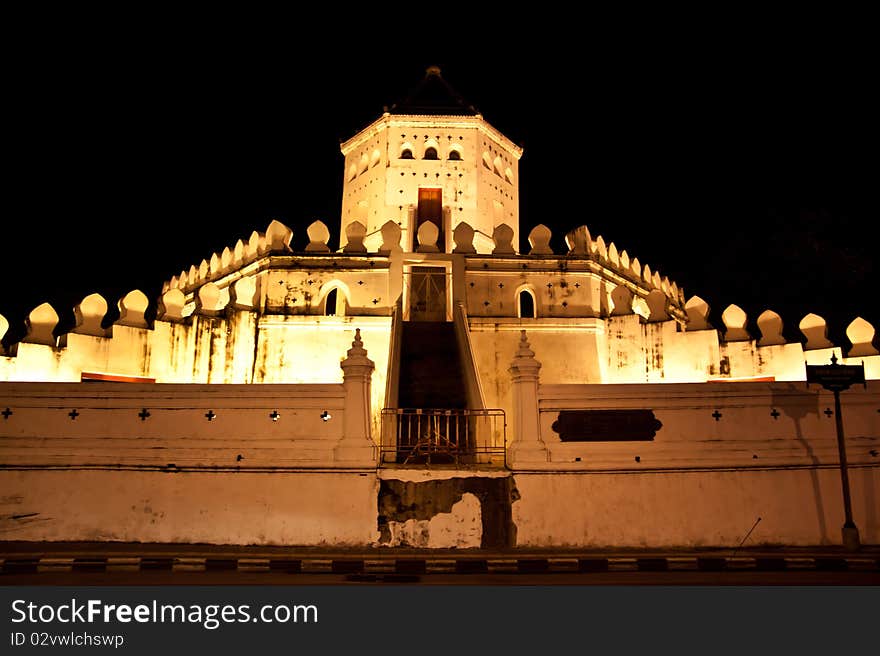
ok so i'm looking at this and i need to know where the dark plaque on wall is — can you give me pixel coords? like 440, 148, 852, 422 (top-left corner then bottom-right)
552, 410, 662, 442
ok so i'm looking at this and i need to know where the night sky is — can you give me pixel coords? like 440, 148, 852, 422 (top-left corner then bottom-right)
2, 53, 876, 350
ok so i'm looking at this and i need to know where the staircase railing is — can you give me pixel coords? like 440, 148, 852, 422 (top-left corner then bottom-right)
453, 301, 486, 409
384, 297, 403, 410
379, 408, 506, 467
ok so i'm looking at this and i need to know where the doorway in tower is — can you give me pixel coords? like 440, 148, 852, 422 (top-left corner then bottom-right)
409, 266, 447, 322
416, 187, 444, 252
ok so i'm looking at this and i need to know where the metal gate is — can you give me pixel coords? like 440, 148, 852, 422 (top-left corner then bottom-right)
380, 408, 506, 466
408, 266, 447, 321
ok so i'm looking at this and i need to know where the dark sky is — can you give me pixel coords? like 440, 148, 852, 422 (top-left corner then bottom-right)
2, 50, 877, 349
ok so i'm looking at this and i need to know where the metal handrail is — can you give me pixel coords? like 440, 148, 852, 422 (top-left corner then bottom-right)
453, 301, 486, 409
379, 407, 506, 467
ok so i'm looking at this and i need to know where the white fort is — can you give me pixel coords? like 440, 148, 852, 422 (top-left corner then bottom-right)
0, 67, 877, 550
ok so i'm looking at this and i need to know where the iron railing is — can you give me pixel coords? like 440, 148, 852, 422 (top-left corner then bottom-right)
380, 408, 506, 467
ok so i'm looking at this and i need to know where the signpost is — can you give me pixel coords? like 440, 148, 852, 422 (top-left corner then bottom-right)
806, 353, 866, 551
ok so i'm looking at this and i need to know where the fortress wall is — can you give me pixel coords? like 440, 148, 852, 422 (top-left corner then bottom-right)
511, 466, 879, 547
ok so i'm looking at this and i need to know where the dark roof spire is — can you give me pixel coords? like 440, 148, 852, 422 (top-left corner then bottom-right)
388, 66, 479, 116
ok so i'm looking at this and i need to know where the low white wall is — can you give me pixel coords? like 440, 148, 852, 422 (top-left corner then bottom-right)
512, 466, 880, 547
535, 381, 880, 470
0, 470, 379, 546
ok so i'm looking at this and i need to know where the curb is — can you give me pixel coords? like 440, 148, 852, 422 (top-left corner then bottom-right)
3, 555, 878, 576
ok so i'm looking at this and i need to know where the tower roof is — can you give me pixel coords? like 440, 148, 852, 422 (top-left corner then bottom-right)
388, 66, 479, 116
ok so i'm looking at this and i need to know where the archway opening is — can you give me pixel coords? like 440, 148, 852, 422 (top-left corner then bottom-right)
518, 290, 535, 318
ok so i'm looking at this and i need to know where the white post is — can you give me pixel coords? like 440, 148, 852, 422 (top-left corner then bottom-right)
508, 330, 549, 465
335, 328, 377, 464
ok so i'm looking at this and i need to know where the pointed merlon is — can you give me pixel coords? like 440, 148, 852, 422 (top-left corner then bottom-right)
565, 226, 591, 255
610, 285, 635, 316
757, 310, 785, 346
685, 295, 711, 331
73, 293, 110, 337
231, 277, 258, 310
799, 313, 833, 350
631, 257, 641, 280
266, 219, 293, 252
646, 290, 669, 322
380, 220, 404, 255
721, 304, 750, 341
594, 235, 607, 260
117, 290, 150, 329
417, 221, 441, 253
158, 288, 187, 322
196, 282, 227, 314
344, 221, 368, 253
607, 242, 620, 267
24, 302, 59, 346
247, 231, 263, 258
846, 316, 878, 357
452, 221, 476, 254
305, 220, 331, 252
492, 223, 515, 254
527, 224, 553, 255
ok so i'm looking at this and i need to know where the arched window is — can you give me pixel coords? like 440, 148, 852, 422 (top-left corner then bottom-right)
400, 148, 414, 159
518, 289, 536, 319
448, 148, 461, 161
424, 146, 438, 160
324, 288, 339, 316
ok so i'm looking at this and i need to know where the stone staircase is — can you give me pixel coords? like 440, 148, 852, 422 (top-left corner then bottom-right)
397, 321, 467, 409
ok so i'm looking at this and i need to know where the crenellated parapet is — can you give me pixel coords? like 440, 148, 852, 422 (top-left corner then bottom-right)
2, 217, 877, 399
461, 223, 686, 323
665, 297, 880, 382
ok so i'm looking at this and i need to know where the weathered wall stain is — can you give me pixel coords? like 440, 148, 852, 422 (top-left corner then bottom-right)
377, 476, 518, 548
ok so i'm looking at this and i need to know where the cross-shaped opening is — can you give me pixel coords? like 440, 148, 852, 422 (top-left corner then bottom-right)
68, 409, 80, 420
138, 409, 151, 421
205, 411, 216, 421
270, 410, 280, 421
712, 410, 722, 421
770, 409, 780, 420
1, 408, 12, 419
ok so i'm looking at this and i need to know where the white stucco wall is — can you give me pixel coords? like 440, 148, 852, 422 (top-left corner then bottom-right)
511, 466, 880, 547
0, 470, 379, 546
